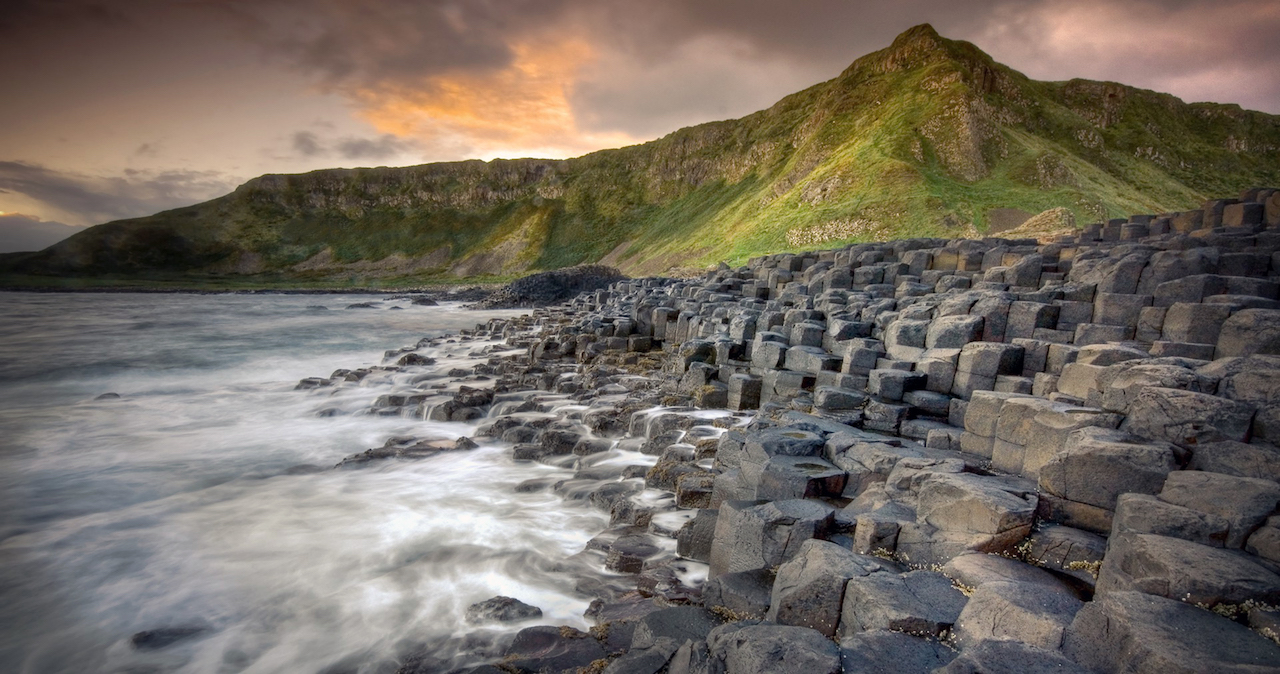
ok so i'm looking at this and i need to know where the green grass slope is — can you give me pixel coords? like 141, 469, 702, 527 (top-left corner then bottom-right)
7, 24, 1280, 285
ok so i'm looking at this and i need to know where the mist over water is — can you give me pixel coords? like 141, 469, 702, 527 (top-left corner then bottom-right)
0, 293, 611, 674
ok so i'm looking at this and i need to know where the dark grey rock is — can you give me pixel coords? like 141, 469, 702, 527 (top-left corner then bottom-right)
1158, 470, 1280, 549
1063, 590, 1280, 674
1096, 532, 1280, 606
766, 539, 890, 637
952, 580, 1083, 650
838, 629, 956, 674
710, 623, 841, 674
839, 570, 968, 638
939, 639, 1094, 674
465, 596, 543, 624
502, 625, 606, 673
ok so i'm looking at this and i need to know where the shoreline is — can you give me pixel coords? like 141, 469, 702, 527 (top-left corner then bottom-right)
311, 197, 1280, 673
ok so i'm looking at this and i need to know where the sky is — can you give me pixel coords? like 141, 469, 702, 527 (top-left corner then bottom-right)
2, 0, 1279, 252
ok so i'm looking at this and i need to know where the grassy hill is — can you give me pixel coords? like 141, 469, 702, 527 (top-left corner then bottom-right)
7, 24, 1280, 286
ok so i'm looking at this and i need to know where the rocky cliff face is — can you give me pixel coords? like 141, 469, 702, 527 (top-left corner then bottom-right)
9, 24, 1280, 282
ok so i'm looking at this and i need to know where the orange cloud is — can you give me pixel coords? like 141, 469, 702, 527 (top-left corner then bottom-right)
354, 37, 640, 159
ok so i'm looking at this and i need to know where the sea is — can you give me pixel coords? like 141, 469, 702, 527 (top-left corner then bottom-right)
0, 292, 620, 674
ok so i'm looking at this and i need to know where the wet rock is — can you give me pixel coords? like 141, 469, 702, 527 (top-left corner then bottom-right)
630, 607, 723, 650
676, 509, 717, 562
502, 625, 606, 673
397, 352, 436, 366
605, 534, 661, 573
130, 626, 208, 650
702, 568, 774, 619
465, 596, 543, 624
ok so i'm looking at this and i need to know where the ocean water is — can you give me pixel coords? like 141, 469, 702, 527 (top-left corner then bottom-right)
0, 292, 612, 674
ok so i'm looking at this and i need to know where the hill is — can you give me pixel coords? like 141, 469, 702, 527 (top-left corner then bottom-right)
7, 24, 1280, 285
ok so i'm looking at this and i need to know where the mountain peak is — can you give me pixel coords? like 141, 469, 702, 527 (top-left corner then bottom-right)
891, 23, 943, 48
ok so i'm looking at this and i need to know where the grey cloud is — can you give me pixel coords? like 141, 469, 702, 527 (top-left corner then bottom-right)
335, 135, 413, 161
292, 131, 324, 156
0, 161, 237, 226
0, 212, 86, 253
286, 131, 417, 162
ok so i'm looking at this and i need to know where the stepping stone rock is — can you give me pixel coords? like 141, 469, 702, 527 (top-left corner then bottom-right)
1063, 590, 1280, 674
939, 639, 1094, 674
838, 629, 957, 674
952, 580, 1083, 650
709, 499, 834, 577
1038, 426, 1179, 511
709, 622, 841, 674
1096, 532, 1280, 606
767, 539, 890, 637
502, 625, 606, 674
465, 596, 543, 624
839, 570, 968, 638
1158, 470, 1280, 548
1122, 386, 1255, 447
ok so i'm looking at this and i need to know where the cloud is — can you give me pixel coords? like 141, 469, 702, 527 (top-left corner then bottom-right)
0, 212, 86, 253
334, 135, 414, 161
292, 131, 325, 157
972, 0, 1280, 113
205, 0, 1279, 163
0, 161, 237, 226
288, 130, 420, 162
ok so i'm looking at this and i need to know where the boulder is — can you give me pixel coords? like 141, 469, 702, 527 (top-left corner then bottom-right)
838, 629, 956, 674
1039, 427, 1179, 511
1158, 470, 1280, 548
630, 607, 723, 650
942, 553, 1078, 597
709, 622, 842, 674
701, 569, 774, 619
1096, 532, 1280, 606
1063, 590, 1280, 674
939, 639, 1094, 674
917, 472, 1038, 536
1112, 493, 1230, 547
708, 499, 834, 577
766, 540, 890, 637
1189, 440, 1280, 482
926, 315, 985, 349
839, 570, 968, 638
502, 625, 606, 673
1217, 309, 1280, 359
465, 596, 543, 624
1122, 386, 1256, 447
1025, 524, 1107, 589
952, 580, 1083, 650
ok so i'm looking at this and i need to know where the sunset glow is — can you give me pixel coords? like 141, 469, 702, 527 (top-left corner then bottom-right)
1, 0, 1277, 228
355, 38, 640, 159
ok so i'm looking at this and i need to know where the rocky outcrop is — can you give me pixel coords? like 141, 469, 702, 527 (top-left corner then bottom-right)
305, 188, 1280, 672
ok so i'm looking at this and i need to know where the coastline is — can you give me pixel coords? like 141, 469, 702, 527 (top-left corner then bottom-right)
303, 196, 1280, 672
